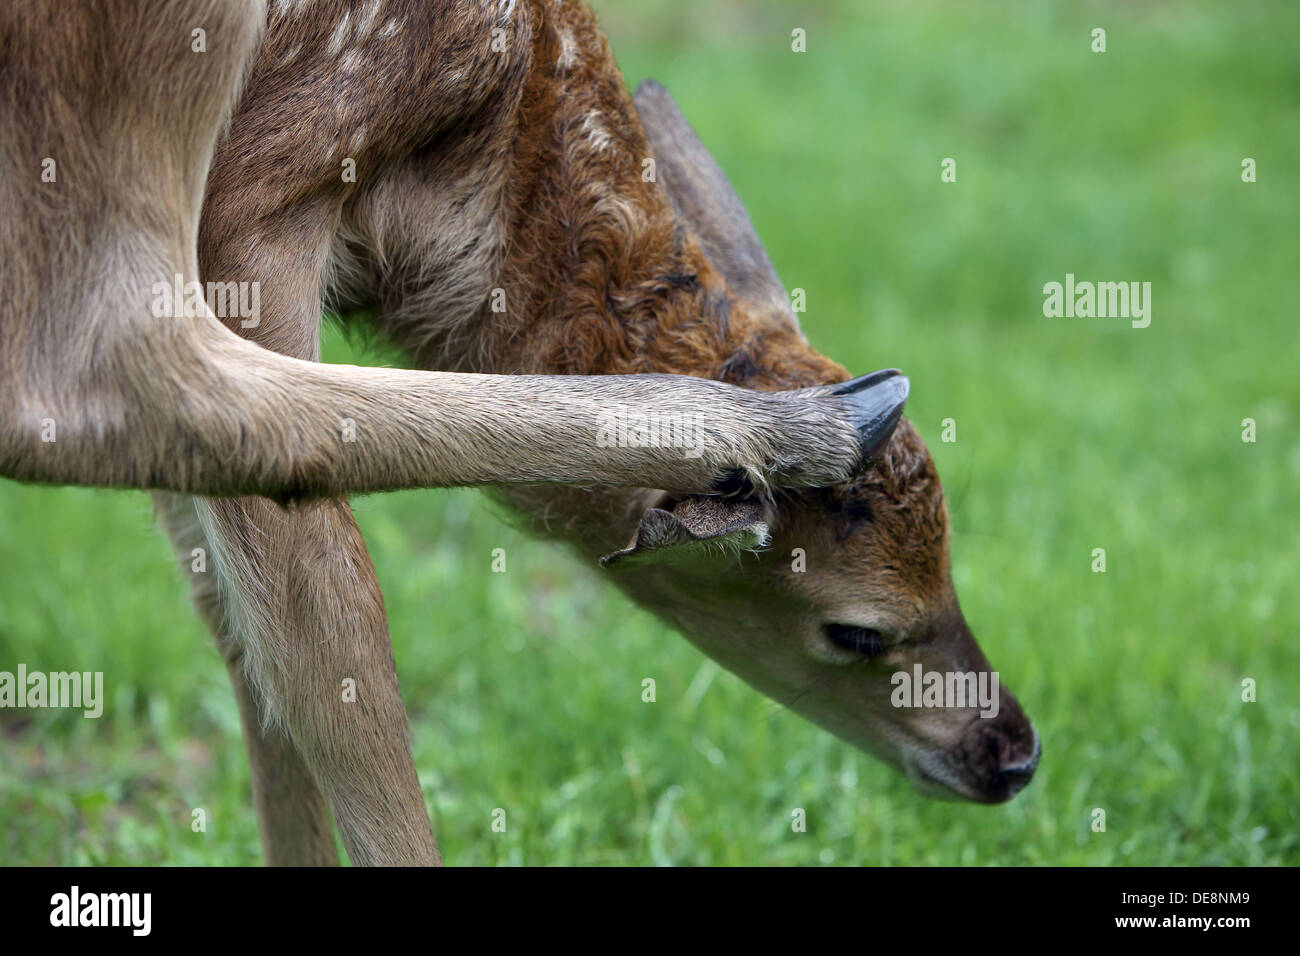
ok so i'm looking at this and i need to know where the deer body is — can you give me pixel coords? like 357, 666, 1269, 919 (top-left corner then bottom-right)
1, 0, 1038, 865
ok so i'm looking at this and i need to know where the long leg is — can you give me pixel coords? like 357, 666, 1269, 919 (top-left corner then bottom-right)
156, 493, 340, 866
183, 206, 440, 865
2, 307, 876, 500
194, 494, 441, 866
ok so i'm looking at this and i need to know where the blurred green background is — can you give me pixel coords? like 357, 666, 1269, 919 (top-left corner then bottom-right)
1, 0, 1296, 865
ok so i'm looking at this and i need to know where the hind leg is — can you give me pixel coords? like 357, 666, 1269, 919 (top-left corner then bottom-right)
188, 201, 440, 865
156, 493, 339, 866
193, 493, 441, 866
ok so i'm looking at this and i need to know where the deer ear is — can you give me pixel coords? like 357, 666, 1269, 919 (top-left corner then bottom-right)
633, 79, 791, 320
600, 495, 770, 568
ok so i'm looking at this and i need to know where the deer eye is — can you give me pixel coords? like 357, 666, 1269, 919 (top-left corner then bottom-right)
824, 624, 887, 659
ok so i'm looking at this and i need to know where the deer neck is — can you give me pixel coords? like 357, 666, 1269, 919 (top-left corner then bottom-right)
454, 0, 844, 393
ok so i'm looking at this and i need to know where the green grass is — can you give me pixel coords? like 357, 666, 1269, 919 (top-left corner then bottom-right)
1, 0, 1296, 865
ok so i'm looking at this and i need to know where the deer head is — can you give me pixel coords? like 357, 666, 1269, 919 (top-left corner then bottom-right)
590, 81, 1041, 803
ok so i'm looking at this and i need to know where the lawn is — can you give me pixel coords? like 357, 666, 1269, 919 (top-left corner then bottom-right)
1, 0, 1296, 865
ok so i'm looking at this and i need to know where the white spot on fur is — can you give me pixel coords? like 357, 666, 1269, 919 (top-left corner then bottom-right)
273, 0, 315, 21
327, 10, 352, 56
379, 17, 403, 39
355, 0, 383, 38
581, 110, 613, 152
557, 27, 578, 72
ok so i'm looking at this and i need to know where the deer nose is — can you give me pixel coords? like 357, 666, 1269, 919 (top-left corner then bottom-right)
994, 731, 1041, 796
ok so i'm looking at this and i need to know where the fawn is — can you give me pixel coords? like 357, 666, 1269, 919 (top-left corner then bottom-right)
0, 0, 1038, 864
